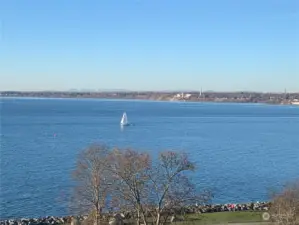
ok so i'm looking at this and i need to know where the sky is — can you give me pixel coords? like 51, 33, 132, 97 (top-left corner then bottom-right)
0, 0, 298, 92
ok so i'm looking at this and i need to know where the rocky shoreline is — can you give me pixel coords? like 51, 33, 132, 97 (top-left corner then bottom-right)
0, 202, 270, 225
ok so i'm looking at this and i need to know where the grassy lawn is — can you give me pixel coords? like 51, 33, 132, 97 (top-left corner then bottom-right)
178, 211, 264, 224
68, 211, 266, 225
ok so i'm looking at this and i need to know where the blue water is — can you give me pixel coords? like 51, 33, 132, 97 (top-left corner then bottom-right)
1, 98, 299, 219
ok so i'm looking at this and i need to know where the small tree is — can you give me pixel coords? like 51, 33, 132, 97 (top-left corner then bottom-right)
71, 144, 112, 225
269, 180, 299, 225
108, 148, 151, 225
146, 151, 198, 225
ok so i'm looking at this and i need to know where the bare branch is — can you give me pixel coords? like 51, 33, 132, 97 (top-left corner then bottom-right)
71, 144, 113, 225
269, 180, 299, 225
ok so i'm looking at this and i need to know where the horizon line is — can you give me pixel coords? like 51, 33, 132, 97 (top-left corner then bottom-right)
1, 89, 298, 94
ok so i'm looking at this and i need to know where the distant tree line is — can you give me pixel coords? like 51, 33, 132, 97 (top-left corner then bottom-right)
1, 91, 299, 104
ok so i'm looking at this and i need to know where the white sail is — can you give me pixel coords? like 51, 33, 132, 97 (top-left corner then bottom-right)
120, 112, 128, 125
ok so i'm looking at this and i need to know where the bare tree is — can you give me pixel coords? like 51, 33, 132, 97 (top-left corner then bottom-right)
145, 151, 200, 225
108, 148, 151, 225
71, 146, 209, 225
71, 144, 112, 225
269, 180, 299, 225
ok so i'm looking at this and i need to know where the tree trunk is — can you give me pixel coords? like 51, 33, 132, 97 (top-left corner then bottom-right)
156, 212, 161, 225
94, 205, 99, 225
137, 209, 140, 225
141, 211, 147, 225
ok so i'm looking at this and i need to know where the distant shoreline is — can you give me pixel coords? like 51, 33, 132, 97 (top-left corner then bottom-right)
0, 95, 275, 104
1, 90, 299, 104
0, 92, 299, 105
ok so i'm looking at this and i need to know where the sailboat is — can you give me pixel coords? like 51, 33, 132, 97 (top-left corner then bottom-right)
120, 112, 129, 126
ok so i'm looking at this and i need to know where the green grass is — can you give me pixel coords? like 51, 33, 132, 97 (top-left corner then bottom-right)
67, 211, 266, 225
179, 211, 264, 224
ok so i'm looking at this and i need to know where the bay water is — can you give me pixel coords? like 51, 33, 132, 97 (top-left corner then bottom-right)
1, 98, 298, 219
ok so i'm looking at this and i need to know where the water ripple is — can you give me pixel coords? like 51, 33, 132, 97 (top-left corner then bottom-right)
1, 98, 299, 219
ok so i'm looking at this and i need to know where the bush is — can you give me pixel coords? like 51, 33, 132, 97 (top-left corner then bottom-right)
269, 180, 299, 225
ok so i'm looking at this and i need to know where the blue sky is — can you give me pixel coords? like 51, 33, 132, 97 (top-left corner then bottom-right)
0, 0, 298, 92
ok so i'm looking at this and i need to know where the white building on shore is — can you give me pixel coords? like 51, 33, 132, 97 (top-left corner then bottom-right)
291, 99, 299, 105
